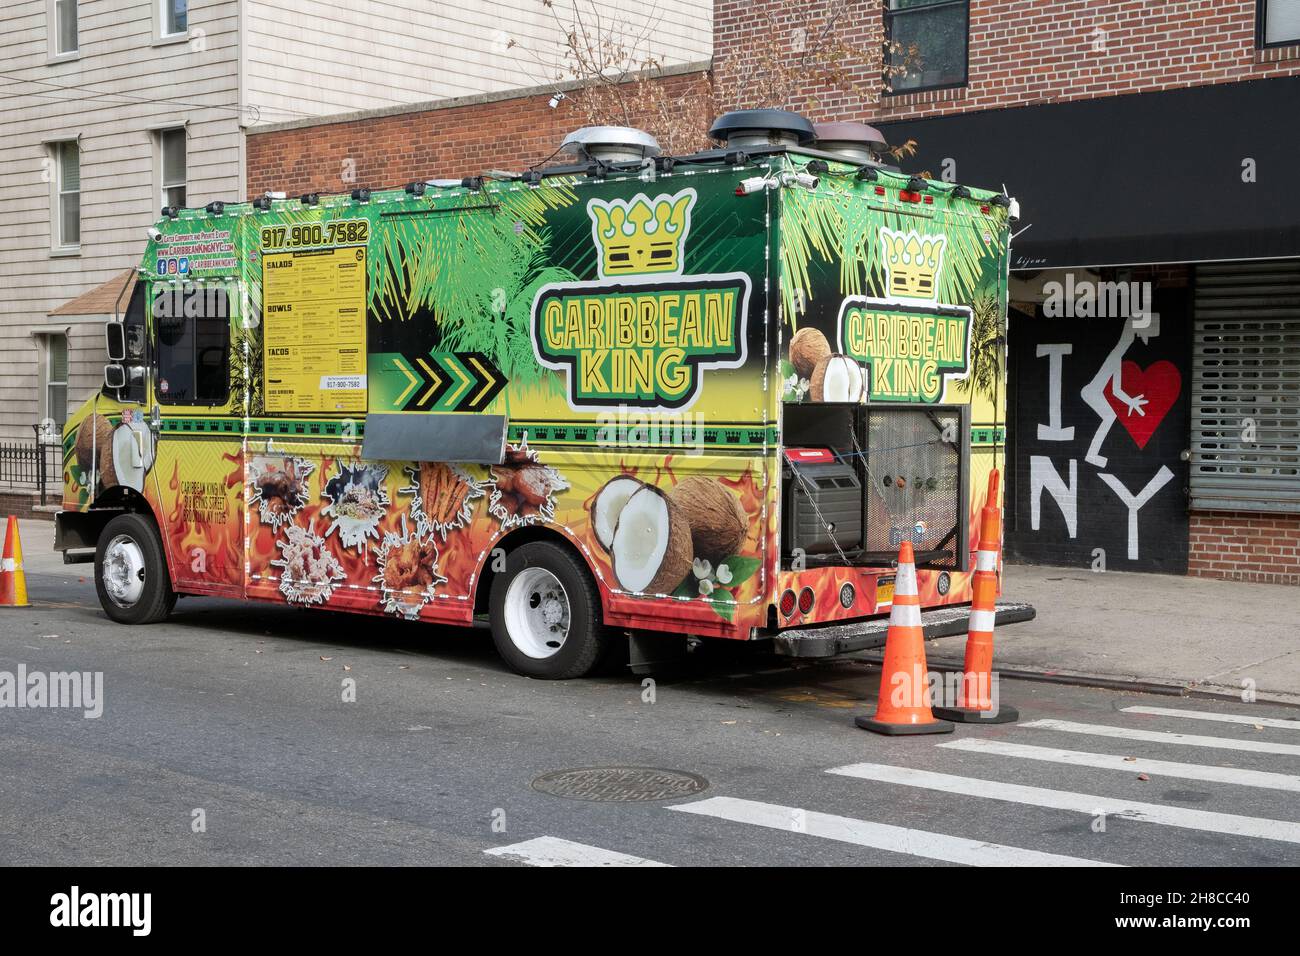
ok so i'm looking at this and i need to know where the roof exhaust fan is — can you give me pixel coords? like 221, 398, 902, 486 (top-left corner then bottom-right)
708, 109, 815, 149
560, 126, 661, 164
812, 122, 888, 165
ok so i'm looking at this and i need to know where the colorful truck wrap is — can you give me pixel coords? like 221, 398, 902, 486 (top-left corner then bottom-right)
59, 146, 1012, 677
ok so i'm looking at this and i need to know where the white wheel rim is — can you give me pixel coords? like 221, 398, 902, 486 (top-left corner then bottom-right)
503, 567, 571, 660
103, 534, 146, 608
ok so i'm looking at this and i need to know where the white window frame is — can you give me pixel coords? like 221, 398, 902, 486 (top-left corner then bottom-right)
159, 0, 188, 40
48, 0, 79, 60
41, 332, 70, 430
1259, 0, 1300, 47
157, 127, 187, 212
49, 139, 81, 252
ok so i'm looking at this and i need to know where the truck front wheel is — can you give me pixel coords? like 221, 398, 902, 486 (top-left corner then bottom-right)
489, 542, 606, 679
94, 513, 176, 625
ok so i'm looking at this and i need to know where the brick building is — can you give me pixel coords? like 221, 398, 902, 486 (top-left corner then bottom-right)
246, 1, 1300, 584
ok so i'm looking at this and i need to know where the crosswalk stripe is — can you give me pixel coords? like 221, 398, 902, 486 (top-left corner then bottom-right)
940, 738, 1300, 793
484, 837, 670, 867
1022, 718, 1300, 757
827, 763, 1300, 844
669, 796, 1119, 867
1120, 705, 1300, 731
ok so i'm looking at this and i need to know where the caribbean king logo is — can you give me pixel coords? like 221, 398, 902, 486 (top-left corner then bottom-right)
835, 227, 972, 403
531, 187, 750, 410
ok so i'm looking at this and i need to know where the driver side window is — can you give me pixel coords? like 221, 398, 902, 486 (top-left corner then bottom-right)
154, 284, 231, 405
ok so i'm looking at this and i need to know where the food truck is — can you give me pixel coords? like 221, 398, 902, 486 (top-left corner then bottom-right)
55, 110, 1024, 679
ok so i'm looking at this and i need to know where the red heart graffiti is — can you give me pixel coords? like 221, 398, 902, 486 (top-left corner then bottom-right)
1104, 359, 1181, 450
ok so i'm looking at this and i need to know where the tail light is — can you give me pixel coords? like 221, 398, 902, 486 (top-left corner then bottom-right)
798, 587, 815, 614
780, 589, 797, 618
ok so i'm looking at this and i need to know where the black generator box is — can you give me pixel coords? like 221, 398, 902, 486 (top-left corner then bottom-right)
782, 448, 863, 556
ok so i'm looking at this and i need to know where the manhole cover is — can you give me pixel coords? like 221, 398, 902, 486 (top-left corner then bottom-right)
531, 767, 708, 803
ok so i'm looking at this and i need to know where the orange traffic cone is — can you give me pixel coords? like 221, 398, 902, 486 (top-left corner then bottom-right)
934, 470, 1018, 723
0, 515, 30, 608
856, 540, 953, 735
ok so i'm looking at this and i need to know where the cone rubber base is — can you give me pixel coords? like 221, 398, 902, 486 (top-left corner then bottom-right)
855, 714, 954, 736
932, 704, 1019, 724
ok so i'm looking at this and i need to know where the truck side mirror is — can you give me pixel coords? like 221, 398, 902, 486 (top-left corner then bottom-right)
105, 321, 126, 361
104, 364, 126, 390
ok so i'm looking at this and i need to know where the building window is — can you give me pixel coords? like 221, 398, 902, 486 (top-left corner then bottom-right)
1259, 0, 1300, 47
1191, 262, 1300, 513
159, 128, 187, 210
53, 0, 78, 56
52, 140, 80, 248
160, 0, 188, 38
885, 0, 969, 94
44, 333, 69, 429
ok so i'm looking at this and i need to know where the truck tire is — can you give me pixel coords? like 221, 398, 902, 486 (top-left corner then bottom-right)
94, 512, 177, 625
489, 541, 606, 679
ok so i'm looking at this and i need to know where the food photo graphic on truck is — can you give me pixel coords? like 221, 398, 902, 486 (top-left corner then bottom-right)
54, 110, 1021, 682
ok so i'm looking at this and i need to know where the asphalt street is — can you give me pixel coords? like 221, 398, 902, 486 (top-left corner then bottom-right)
2, 561, 1299, 867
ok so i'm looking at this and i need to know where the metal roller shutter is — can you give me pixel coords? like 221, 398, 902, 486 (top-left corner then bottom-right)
1191, 261, 1300, 512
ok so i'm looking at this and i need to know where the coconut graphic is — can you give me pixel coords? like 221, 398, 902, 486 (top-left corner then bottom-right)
590, 475, 644, 552
670, 475, 746, 564
74, 413, 113, 486
789, 327, 831, 380
809, 354, 866, 402
610, 484, 694, 595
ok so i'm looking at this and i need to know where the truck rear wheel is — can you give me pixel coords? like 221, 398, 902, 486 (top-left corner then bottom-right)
489, 541, 606, 679
94, 513, 176, 625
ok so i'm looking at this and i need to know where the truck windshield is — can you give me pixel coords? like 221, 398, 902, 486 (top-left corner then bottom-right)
154, 284, 230, 405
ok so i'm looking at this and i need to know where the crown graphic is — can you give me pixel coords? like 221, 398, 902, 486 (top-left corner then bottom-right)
588, 188, 696, 277
881, 228, 946, 300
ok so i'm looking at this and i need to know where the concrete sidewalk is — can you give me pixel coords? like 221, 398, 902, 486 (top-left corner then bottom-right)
948, 562, 1300, 704
4, 517, 66, 576
4, 517, 1298, 701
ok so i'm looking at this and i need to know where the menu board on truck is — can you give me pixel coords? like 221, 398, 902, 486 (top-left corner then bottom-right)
262, 245, 367, 413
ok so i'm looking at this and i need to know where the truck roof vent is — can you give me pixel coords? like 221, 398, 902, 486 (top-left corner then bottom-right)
560, 126, 661, 164
708, 109, 815, 149
813, 122, 888, 165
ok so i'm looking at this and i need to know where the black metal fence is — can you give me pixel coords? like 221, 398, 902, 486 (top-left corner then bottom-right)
0, 425, 65, 506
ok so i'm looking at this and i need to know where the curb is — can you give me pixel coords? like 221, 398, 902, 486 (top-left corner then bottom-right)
852, 652, 1300, 711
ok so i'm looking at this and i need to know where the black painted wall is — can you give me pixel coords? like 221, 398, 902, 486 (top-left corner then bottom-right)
1005, 287, 1191, 573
